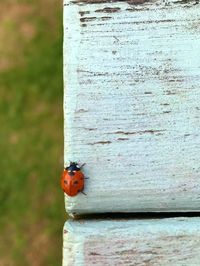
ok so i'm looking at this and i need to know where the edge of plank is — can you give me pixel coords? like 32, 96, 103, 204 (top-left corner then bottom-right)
63, 217, 200, 266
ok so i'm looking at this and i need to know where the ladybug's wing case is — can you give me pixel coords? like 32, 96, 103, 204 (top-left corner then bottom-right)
61, 170, 84, 197
75, 171, 84, 182
61, 171, 72, 196
66, 178, 76, 197
71, 171, 84, 195
61, 171, 68, 192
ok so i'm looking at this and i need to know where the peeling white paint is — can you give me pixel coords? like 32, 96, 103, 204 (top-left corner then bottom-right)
63, 217, 200, 266
63, 0, 200, 215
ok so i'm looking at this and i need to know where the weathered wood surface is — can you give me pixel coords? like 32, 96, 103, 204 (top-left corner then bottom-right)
63, 0, 200, 215
63, 217, 200, 266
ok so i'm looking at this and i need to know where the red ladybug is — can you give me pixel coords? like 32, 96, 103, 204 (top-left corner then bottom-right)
61, 162, 85, 197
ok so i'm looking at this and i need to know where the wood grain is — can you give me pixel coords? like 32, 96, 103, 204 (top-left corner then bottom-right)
63, 0, 200, 215
63, 217, 200, 265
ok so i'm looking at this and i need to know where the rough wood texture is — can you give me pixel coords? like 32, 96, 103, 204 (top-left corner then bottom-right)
63, 217, 200, 265
63, 0, 200, 215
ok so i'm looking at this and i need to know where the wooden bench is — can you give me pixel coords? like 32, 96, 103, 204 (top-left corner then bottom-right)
63, 0, 200, 264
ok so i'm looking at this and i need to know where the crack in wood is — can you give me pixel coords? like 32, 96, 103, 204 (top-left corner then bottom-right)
112, 130, 166, 135
87, 141, 112, 145
71, 0, 153, 5
80, 16, 97, 22
79, 10, 90, 16
95, 7, 121, 12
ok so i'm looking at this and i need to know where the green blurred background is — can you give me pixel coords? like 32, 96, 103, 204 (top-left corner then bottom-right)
0, 0, 66, 265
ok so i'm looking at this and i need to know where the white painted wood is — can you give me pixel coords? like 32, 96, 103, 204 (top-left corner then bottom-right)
63, 0, 200, 215
63, 217, 200, 266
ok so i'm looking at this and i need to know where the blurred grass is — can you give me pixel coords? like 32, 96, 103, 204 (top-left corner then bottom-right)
0, 1, 66, 265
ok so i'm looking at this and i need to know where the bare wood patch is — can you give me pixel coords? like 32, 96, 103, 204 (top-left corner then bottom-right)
88, 141, 112, 145
95, 7, 121, 12
71, 0, 154, 5
113, 130, 166, 135
80, 16, 97, 22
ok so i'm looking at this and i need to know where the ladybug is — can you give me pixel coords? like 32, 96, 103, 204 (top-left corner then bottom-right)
61, 162, 85, 197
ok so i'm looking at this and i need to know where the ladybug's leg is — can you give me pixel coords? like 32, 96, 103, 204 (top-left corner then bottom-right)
84, 176, 89, 179
81, 191, 87, 196
80, 163, 86, 169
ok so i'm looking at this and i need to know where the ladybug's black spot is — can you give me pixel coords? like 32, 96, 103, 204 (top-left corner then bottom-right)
68, 171, 75, 176
78, 189, 80, 192
73, 180, 78, 185
64, 180, 68, 184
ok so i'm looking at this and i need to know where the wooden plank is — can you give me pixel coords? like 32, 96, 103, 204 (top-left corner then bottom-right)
63, 217, 200, 266
63, 0, 200, 215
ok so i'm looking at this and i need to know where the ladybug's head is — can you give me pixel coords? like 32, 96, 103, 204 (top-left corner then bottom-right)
65, 162, 80, 172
